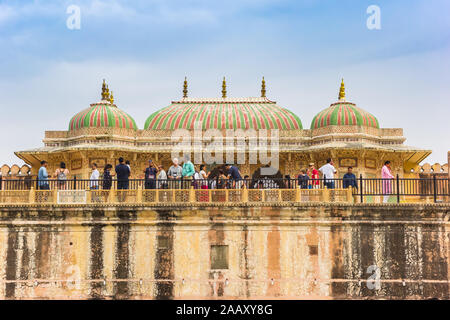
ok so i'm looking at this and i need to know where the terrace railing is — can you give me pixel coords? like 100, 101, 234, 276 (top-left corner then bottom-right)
0, 176, 448, 205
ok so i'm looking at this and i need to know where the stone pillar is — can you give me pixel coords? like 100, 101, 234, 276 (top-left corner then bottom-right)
347, 186, 353, 203
1, 165, 9, 190
322, 188, 330, 202
283, 153, 297, 177
240, 163, 251, 178
295, 187, 301, 202
30, 162, 40, 176
53, 189, 58, 204
108, 186, 116, 203
29, 187, 35, 204
242, 187, 248, 203
137, 184, 143, 203
448, 151, 450, 179
189, 186, 195, 203
80, 152, 90, 180
86, 188, 92, 204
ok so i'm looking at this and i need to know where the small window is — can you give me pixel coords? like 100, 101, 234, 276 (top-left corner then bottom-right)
157, 235, 170, 249
211, 245, 229, 270
309, 245, 318, 256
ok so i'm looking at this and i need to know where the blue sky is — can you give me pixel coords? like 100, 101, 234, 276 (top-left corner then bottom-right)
0, 0, 449, 164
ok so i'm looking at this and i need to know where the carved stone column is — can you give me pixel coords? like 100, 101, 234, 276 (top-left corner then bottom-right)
283, 153, 299, 177
240, 163, 251, 177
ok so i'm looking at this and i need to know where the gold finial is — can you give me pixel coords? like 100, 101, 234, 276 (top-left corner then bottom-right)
105, 85, 110, 101
339, 78, 346, 101
101, 79, 108, 100
110, 91, 114, 104
261, 76, 266, 98
183, 77, 188, 98
222, 77, 227, 98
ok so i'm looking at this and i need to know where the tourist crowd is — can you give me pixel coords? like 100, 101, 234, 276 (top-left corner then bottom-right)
36, 157, 395, 199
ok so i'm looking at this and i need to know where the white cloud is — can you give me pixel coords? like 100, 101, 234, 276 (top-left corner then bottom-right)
83, 0, 138, 18
0, 0, 285, 28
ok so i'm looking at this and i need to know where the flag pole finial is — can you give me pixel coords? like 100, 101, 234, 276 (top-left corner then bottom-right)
339, 78, 346, 101
222, 77, 227, 98
183, 77, 188, 98
261, 77, 266, 98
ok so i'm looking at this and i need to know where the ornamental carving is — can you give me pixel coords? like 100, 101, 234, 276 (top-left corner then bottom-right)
365, 159, 376, 169
89, 158, 107, 168
71, 159, 82, 170
339, 158, 357, 168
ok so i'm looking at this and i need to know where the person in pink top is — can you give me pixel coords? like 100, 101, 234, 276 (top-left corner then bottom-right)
381, 161, 394, 203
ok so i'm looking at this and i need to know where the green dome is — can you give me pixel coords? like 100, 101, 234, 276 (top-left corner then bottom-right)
144, 98, 303, 130
311, 80, 379, 130
310, 101, 379, 130
69, 102, 137, 131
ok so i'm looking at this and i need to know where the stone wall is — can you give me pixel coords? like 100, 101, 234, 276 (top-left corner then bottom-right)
0, 203, 449, 300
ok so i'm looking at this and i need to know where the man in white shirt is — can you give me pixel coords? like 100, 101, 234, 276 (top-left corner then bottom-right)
90, 163, 100, 189
319, 158, 337, 189
157, 165, 168, 189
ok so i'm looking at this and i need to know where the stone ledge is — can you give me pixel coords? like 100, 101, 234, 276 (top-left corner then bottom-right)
0, 202, 449, 210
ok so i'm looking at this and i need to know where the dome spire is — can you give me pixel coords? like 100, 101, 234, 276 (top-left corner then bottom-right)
101, 80, 111, 101
183, 77, 188, 98
338, 78, 346, 101
261, 77, 266, 98
105, 85, 110, 101
110, 91, 114, 104
222, 77, 227, 98
101, 79, 108, 100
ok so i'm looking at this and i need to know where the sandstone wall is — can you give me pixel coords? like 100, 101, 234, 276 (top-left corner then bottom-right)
0, 203, 449, 299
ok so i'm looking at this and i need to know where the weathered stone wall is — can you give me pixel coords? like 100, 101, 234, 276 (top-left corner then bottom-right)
0, 203, 449, 300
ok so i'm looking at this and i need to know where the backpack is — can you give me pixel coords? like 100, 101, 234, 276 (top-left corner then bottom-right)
57, 169, 67, 181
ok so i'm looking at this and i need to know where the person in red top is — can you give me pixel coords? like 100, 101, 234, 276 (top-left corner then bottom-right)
308, 163, 320, 189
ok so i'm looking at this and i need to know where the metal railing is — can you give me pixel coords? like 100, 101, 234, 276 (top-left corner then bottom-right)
357, 175, 449, 203
0, 176, 448, 204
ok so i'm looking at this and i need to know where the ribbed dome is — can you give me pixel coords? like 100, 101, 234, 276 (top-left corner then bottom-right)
311, 79, 380, 130
310, 101, 379, 130
69, 102, 137, 131
144, 98, 302, 130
